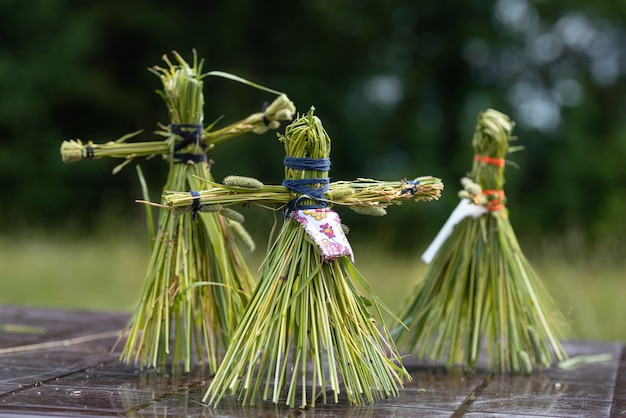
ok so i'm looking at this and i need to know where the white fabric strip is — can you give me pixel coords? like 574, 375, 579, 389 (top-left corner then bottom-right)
421, 199, 487, 264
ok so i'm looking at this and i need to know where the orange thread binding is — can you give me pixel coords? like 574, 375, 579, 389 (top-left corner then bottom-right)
482, 189, 505, 212
474, 155, 505, 167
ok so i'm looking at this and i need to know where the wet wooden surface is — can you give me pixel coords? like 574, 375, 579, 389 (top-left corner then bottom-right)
0, 305, 624, 417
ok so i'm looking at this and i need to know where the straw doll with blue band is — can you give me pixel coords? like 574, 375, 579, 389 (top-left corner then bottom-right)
60, 51, 295, 373
394, 109, 568, 374
155, 108, 444, 408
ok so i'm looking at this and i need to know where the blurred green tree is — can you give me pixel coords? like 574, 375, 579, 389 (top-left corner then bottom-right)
1, 0, 624, 250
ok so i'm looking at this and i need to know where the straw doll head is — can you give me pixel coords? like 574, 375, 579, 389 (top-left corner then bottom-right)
153, 52, 205, 125
151, 52, 207, 165
280, 107, 331, 213
462, 109, 516, 215
470, 109, 514, 190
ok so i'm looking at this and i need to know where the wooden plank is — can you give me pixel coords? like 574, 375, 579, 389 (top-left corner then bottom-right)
0, 306, 622, 417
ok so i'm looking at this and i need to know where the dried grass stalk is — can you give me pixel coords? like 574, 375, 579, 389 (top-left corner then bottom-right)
394, 109, 568, 374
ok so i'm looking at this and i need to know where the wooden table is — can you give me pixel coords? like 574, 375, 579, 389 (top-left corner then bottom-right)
0, 305, 624, 417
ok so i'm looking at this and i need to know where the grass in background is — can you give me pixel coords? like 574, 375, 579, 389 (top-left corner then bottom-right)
531, 230, 626, 342
0, 228, 150, 312
1, 227, 624, 341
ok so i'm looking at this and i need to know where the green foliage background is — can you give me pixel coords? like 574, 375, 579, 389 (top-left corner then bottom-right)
1, 0, 625, 252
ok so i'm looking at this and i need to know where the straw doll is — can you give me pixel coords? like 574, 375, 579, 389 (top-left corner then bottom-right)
157, 108, 443, 408
394, 109, 568, 374
60, 51, 295, 372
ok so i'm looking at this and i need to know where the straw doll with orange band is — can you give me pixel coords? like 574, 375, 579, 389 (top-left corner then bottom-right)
394, 108, 568, 374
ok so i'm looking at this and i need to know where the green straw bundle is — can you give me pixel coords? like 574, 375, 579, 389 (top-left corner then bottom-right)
394, 109, 567, 374
155, 108, 442, 408
157, 175, 443, 212
60, 51, 295, 372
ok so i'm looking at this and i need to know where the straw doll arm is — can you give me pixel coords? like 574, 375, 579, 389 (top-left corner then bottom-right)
60, 130, 154, 164
201, 93, 295, 147
59, 94, 294, 166
60, 51, 295, 169
158, 175, 443, 214
326, 176, 443, 215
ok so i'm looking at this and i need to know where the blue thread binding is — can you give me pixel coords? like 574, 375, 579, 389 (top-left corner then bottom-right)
401, 179, 420, 195
282, 157, 330, 214
190, 190, 204, 220
85, 145, 95, 160
171, 124, 207, 163
261, 101, 270, 126
284, 157, 331, 171
282, 178, 330, 213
